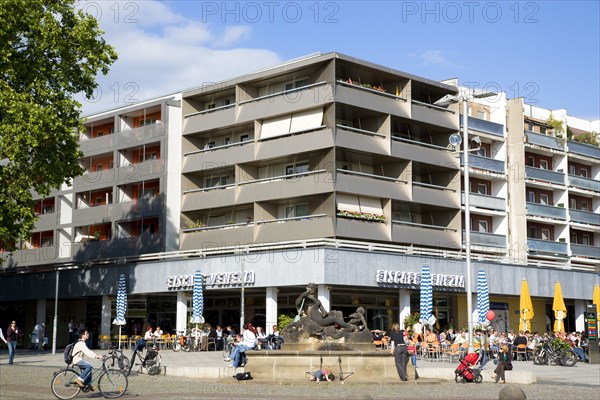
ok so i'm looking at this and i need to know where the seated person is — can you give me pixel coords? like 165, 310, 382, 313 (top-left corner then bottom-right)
309, 369, 335, 383
454, 330, 468, 352
255, 326, 268, 350
214, 325, 225, 351
143, 326, 154, 341
265, 325, 284, 350
227, 324, 256, 368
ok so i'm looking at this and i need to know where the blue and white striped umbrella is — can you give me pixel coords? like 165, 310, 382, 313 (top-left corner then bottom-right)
112, 274, 127, 325
191, 270, 205, 324
419, 265, 434, 325
477, 269, 490, 324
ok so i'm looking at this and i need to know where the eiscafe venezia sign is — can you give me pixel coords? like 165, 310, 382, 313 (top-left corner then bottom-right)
376, 270, 465, 288
166, 271, 256, 290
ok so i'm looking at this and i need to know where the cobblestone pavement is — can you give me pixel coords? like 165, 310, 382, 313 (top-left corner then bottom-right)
1, 364, 599, 400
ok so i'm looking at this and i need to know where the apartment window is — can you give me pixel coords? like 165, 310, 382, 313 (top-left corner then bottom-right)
569, 165, 575, 175
539, 159, 549, 170
571, 232, 577, 243
41, 235, 54, 248
477, 183, 488, 195
541, 228, 550, 240
570, 198, 577, 209
579, 169, 588, 178
527, 191, 535, 203
284, 203, 310, 218
477, 110, 486, 120
206, 103, 216, 110
580, 201, 588, 211
286, 162, 310, 176
96, 164, 103, 172
141, 188, 155, 198
477, 147, 487, 157
527, 156, 535, 167
528, 226, 537, 238
582, 234, 590, 245
478, 220, 488, 233
139, 118, 157, 127
224, 99, 231, 106
205, 176, 227, 188
539, 126, 547, 134
225, 137, 231, 145
285, 78, 309, 91
207, 142, 215, 148
240, 134, 249, 142
539, 193, 549, 205
97, 131, 104, 137
147, 152, 157, 161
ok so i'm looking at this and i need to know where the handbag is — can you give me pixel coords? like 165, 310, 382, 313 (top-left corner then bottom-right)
407, 345, 416, 355
293, 298, 305, 322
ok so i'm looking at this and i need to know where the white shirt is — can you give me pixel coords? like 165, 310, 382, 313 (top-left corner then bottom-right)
144, 330, 153, 340
241, 330, 257, 348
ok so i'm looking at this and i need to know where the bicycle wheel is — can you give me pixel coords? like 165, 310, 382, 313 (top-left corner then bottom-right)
104, 355, 131, 374
560, 350, 578, 367
172, 339, 181, 352
98, 369, 128, 398
51, 369, 81, 400
146, 353, 162, 375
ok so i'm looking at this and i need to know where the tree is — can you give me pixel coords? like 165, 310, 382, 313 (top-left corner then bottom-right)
0, 0, 117, 250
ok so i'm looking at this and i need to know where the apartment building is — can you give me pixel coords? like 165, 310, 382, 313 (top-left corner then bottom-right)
0, 53, 598, 346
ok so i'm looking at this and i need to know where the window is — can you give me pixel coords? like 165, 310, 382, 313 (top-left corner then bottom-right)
285, 78, 309, 91
540, 126, 547, 134
477, 147, 487, 157
207, 142, 215, 149
224, 99, 231, 106
539, 159, 549, 170
141, 188, 155, 198
541, 228, 550, 240
96, 164, 103, 172
580, 169, 588, 178
582, 234, 590, 245
95, 197, 103, 206
570, 198, 576, 209
528, 226, 537, 238
569, 165, 575, 175
141, 223, 155, 234
240, 134, 249, 142
284, 203, 310, 218
477, 183, 488, 195
97, 131, 104, 137
206, 103, 216, 110
478, 220, 488, 233
571, 233, 577, 243
147, 152, 157, 161
41, 235, 53, 248
527, 191, 535, 203
580, 201, 588, 211
285, 162, 309, 176
139, 118, 157, 127
225, 137, 231, 145
539, 193, 549, 205
527, 156, 535, 167
477, 110, 486, 120
205, 176, 227, 188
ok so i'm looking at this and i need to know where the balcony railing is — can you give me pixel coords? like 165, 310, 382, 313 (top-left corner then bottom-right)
411, 99, 455, 114
460, 154, 505, 174
570, 243, 599, 258
392, 135, 451, 151
462, 192, 506, 211
460, 116, 504, 137
335, 80, 408, 102
569, 209, 599, 225
185, 103, 236, 119
525, 166, 565, 185
336, 124, 386, 138
525, 131, 565, 151
568, 175, 599, 192
462, 230, 507, 247
413, 181, 456, 192
239, 81, 328, 105
238, 169, 327, 186
567, 140, 600, 159
336, 169, 407, 184
527, 238, 568, 255
526, 202, 567, 220
392, 220, 457, 232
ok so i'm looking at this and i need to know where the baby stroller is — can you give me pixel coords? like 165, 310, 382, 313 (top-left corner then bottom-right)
454, 352, 483, 383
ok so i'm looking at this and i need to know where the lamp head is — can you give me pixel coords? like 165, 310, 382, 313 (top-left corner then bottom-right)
449, 133, 462, 146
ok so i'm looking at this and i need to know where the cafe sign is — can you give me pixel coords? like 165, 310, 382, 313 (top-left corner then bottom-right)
166, 270, 255, 290
375, 269, 465, 288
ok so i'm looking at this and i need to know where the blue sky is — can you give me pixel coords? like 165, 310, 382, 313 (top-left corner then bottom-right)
79, 1, 599, 120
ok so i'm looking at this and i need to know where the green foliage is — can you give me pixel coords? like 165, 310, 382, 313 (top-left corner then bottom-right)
546, 113, 565, 146
0, 0, 117, 250
277, 313, 295, 330
403, 312, 421, 336
572, 131, 599, 147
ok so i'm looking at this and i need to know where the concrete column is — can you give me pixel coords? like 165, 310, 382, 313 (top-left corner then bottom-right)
318, 285, 330, 312
399, 289, 411, 330
100, 296, 111, 337
36, 299, 47, 325
176, 291, 188, 334
265, 287, 278, 335
574, 300, 587, 332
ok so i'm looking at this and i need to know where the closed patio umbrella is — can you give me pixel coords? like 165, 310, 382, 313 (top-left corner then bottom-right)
112, 274, 127, 349
191, 270, 205, 325
419, 265, 435, 329
593, 284, 600, 316
519, 278, 534, 332
552, 281, 567, 333
476, 269, 489, 324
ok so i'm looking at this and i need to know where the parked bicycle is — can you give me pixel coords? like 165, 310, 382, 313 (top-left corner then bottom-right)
532, 338, 577, 367
126, 339, 162, 376
172, 332, 203, 352
222, 336, 236, 359
51, 355, 128, 399
104, 346, 130, 374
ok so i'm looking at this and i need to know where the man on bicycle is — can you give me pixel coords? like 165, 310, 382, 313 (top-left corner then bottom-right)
73, 330, 102, 389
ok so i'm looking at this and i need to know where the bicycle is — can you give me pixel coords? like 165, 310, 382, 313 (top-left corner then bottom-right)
222, 336, 235, 359
51, 355, 128, 399
104, 346, 131, 374
126, 339, 162, 376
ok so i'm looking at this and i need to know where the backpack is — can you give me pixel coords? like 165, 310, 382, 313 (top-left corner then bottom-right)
234, 372, 253, 380
64, 342, 77, 364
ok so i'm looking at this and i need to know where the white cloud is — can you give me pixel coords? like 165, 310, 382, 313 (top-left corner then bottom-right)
409, 50, 457, 68
77, 1, 281, 115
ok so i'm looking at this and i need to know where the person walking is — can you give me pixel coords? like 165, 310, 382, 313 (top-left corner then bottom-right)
6, 321, 21, 365
388, 322, 409, 381
491, 345, 513, 384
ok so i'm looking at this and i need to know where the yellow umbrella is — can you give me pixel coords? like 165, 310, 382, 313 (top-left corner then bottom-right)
593, 284, 600, 316
519, 278, 534, 332
552, 281, 567, 333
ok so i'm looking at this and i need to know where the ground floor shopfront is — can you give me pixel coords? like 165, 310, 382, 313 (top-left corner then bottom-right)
1, 248, 598, 348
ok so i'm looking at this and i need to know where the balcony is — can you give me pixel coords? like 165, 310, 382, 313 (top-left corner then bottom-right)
256, 215, 334, 243
410, 100, 457, 130
117, 122, 166, 148
463, 230, 507, 248
462, 193, 506, 211
569, 209, 600, 226
334, 81, 409, 118
335, 125, 388, 155
567, 140, 600, 159
118, 159, 164, 181
525, 131, 564, 151
568, 175, 599, 192
391, 136, 456, 166
526, 203, 567, 220
0, 246, 66, 268
571, 244, 599, 258
525, 166, 565, 185
180, 224, 254, 250
183, 104, 236, 135
183, 141, 254, 173
413, 182, 459, 208
392, 221, 459, 248
527, 238, 568, 255
73, 204, 111, 223
460, 154, 505, 174
72, 233, 163, 261
79, 134, 116, 153
337, 216, 390, 241
255, 127, 334, 160
112, 196, 163, 218
34, 212, 59, 229
461, 116, 504, 137
335, 169, 409, 201
181, 185, 236, 212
